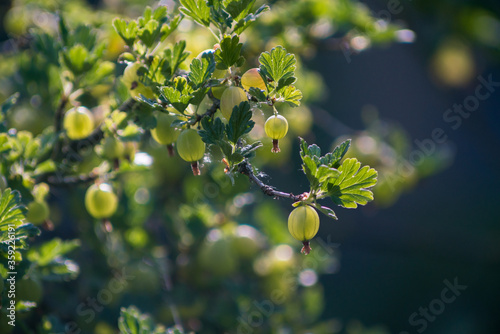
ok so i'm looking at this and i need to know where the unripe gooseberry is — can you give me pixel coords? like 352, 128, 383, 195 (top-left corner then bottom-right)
264, 114, 288, 153
129, 82, 156, 101
63, 106, 94, 140
122, 62, 141, 89
241, 68, 267, 91
220, 86, 247, 120
102, 136, 125, 160
122, 62, 155, 100
85, 183, 118, 219
198, 236, 237, 277
211, 85, 226, 100
288, 205, 320, 255
210, 69, 228, 99
26, 201, 49, 225
151, 113, 181, 156
176, 129, 205, 175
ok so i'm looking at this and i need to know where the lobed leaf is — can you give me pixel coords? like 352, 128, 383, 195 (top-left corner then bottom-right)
226, 101, 254, 144
199, 117, 225, 145
179, 0, 211, 27
189, 52, 216, 89
327, 158, 378, 208
259, 46, 296, 89
214, 35, 244, 70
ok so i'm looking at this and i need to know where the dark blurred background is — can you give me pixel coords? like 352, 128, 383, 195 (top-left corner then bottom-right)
265, 0, 500, 333
1, 0, 499, 333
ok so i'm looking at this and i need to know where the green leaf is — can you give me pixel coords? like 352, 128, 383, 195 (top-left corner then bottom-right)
232, 4, 270, 34
27, 238, 80, 267
225, 0, 255, 21
316, 165, 340, 183
160, 77, 193, 113
189, 52, 216, 89
327, 158, 378, 208
214, 35, 244, 70
160, 14, 182, 41
226, 101, 254, 144
209, 4, 233, 31
138, 20, 160, 47
58, 14, 69, 46
60, 44, 97, 75
189, 87, 210, 105
259, 46, 296, 89
33, 33, 61, 65
163, 41, 189, 76
113, 18, 138, 46
279, 85, 302, 106
0, 189, 40, 255
152, 6, 168, 22
312, 203, 338, 220
248, 87, 267, 102
33, 160, 57, 176
199, 117, 225, 145
302, 155, 318, 187
239, 141, 263, 158
179, 0, 211, 27
329, 139, 351, 168
118, 306, 160, 334
68, 25, 97, 51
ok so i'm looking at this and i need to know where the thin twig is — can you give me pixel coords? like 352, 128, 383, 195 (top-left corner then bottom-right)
51, 95, 69, 160
188, 98, 220, 127
44, 171, 98, 186
238, 159, 306, 202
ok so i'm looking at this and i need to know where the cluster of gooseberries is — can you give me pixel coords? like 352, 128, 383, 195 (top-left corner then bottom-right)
119, 59, 291, 175
58, 56, 316, 253
118, 58, 325, 252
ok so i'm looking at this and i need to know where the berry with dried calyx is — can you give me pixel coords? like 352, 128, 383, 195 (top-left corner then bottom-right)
176, 129, 206, 175
288, 205, 320, 255
265, 114, 288, 153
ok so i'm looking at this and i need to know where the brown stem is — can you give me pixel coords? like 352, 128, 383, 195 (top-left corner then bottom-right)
44, 171, 98, 186
188, 99, 220, 126
238, 159, 305, 201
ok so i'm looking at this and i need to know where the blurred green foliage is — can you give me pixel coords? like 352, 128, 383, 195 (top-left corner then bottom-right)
2, 0, 494, 333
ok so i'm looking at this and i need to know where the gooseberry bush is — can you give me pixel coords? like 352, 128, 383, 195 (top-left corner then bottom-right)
0, 0, 394, 332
